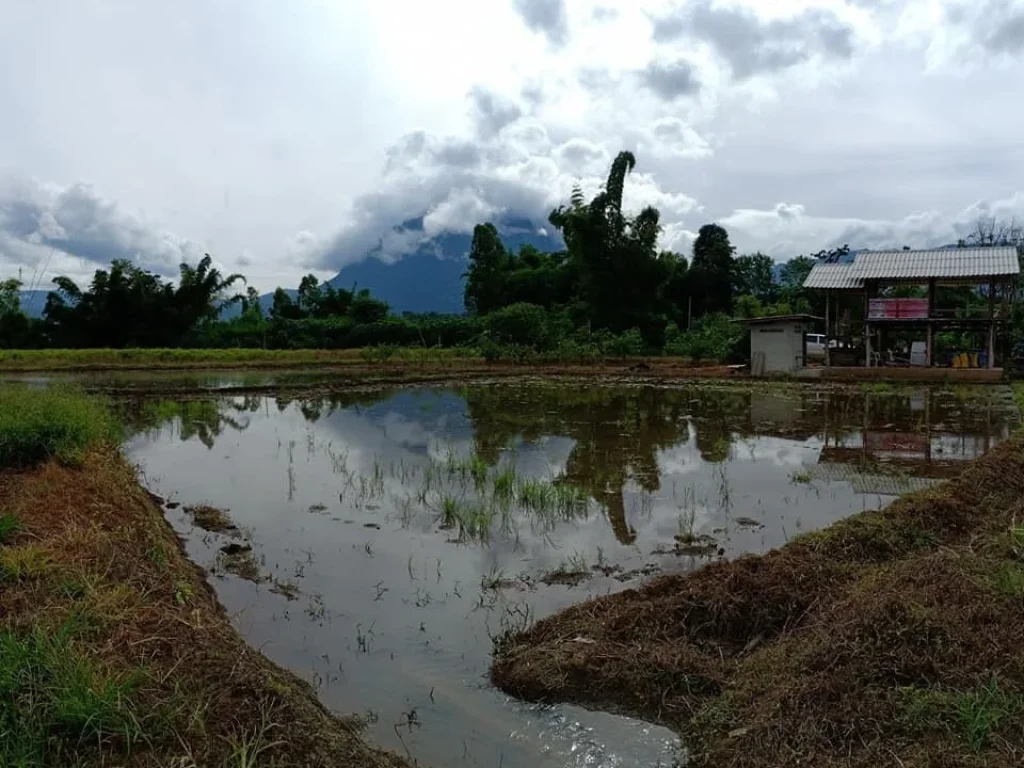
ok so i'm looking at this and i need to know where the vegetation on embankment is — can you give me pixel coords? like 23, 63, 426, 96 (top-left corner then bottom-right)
0, 386, 412, 767
0, 346, 741, 375
0, 346, 475, 371
492, 433, 1024, 766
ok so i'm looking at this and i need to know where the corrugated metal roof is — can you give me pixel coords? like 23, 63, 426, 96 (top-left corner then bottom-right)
803, 264, 864, 289
803, 246, 1020, 290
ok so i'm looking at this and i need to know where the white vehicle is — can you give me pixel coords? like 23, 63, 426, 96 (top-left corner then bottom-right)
805, 333, 826, 361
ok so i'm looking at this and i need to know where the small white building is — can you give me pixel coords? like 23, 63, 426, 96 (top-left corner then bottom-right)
738, 314, 821, 375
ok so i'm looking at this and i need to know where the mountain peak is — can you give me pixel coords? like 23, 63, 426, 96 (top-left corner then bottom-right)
327, 216, 562, 314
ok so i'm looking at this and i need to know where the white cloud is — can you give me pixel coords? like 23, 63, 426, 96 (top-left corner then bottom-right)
1, 0, 1023, 292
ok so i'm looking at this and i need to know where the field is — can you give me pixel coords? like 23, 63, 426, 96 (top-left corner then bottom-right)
491, 399, 1024, 767
0, 385, 412, 768
0, 347, 478, 371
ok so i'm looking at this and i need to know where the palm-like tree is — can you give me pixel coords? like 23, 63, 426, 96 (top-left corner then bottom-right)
175, 254, 245, 328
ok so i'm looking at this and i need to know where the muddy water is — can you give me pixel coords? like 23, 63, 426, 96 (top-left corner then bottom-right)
121, 382, 1017, 767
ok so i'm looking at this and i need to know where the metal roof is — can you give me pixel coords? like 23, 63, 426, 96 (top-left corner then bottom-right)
733, 314, 822, 325
803, 247, 1020, 290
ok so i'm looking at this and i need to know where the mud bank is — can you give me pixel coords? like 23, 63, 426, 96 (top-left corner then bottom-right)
492, 436, 1024, 767
0, 447, 414, 767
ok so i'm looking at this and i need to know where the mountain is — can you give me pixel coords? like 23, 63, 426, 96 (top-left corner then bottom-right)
325, 216, 562, 315
16, 291, 52, 319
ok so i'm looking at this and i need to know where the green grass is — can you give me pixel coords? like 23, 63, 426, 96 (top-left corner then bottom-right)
0, 386, 121, 468
0, 622, 146, 766
789, 469, 813, 485
900, 678, 1024, 752
0, 513, 19, 544
1014, 383, 1024, 421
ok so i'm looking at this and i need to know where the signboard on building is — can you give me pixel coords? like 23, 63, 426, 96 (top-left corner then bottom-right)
868, 298, 929, 320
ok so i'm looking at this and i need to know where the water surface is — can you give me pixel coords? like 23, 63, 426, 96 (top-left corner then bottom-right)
122, 381, 1018, 767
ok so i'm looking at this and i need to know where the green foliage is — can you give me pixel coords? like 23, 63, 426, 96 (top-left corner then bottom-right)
733, 253, 776, 303
0, 386, 121, 468
690, 224, 736, 317
0, 513, 19, 544
484, 303, 549, 347
0, 623, 145, 766
665, 314, 745, 361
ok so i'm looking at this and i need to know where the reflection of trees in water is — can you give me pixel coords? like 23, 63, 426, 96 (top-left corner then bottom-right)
122, 396, 259, 449
465, 386, 703, 544
275, 389, 400, 422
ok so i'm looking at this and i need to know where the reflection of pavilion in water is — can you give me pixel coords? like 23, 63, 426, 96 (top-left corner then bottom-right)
804, 389, 1012, 495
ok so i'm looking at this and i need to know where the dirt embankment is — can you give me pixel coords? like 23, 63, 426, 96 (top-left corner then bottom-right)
0, 448, 412, 768
492, 436, 1024, 767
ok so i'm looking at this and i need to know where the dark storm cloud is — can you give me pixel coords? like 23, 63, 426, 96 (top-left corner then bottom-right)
512, 0, 570, 47
638, 59, 702, 100
0, 178, 196, 274
652, 1, 856, 79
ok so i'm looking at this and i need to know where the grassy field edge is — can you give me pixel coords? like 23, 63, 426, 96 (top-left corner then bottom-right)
0, 386, 412, 767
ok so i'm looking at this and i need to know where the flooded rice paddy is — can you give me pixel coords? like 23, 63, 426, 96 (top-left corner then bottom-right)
118, 379, 1018, 767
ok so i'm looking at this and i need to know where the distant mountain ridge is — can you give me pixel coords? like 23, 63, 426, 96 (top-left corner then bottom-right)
324, 215, 562, 314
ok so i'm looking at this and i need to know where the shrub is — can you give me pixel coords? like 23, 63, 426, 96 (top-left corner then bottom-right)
0, 386, 121, 468
484, 303, 549, 348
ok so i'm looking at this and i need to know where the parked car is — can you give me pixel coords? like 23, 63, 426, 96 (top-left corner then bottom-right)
806, 333, 826, 361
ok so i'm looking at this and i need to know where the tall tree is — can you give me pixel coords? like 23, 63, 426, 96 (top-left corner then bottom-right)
548, 151, 670, 338
463, 223, 509, 315
690, 224, 735, 316
733, 252, 776, 303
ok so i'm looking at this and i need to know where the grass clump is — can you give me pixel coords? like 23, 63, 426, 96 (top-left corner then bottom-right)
0, 386, 120, 467
0, 512, 19, 544
0, 623, 144, 766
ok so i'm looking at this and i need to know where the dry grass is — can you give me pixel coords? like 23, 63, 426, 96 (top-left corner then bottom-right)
0, 448, 412, 768
492, 436, 1024, 767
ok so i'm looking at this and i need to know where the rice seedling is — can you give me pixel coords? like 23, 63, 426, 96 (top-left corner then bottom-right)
492, 465, 518, 504
518, 479, 555, 514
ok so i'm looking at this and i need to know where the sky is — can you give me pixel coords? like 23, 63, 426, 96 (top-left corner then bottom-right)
2, 0, 1024, 293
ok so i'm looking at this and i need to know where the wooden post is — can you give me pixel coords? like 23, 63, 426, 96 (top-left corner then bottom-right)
864, 284, 871, 367
927, 278, 935, 367
824, 292, 831, 367
988, 278, 996, 369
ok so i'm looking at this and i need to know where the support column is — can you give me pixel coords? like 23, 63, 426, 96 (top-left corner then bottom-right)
927, 277, 936, 367
824, 292, 831, 367
863, 284, 871, 367
988, 278, 996, 369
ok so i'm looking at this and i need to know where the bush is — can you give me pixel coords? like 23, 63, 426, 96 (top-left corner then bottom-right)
0, 386, 121, 468
665, 314, 746, 363
484, 303, 549, 348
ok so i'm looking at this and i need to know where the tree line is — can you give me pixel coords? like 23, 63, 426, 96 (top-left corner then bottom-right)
2, 150, 1018, 361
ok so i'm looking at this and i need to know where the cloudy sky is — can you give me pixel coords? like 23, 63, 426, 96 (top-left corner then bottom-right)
2, 0, 1024, 292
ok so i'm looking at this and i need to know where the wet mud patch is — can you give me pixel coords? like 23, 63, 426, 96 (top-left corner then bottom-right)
184, 503, 237, 533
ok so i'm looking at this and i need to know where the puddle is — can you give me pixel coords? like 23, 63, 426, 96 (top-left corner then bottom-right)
120, 381, 1017, 767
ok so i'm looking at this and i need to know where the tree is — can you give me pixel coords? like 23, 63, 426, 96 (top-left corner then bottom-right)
548, 151, 671, 339
0, 279, 21, 317
175, 254, 245, 331
463, 223, 508, 315
690, 224, 735, 317
732, 253, 776, 303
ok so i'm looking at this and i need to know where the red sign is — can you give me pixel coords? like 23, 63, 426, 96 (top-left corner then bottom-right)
868, 298, 929, 320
